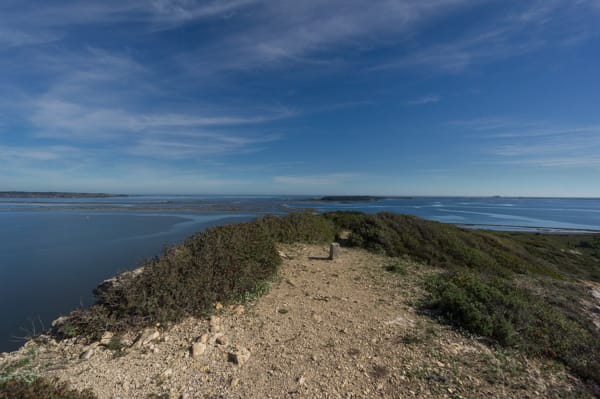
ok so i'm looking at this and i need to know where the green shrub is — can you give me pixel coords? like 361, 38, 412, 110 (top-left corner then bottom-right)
425, 270, 529, 345
0, 378, 96, 399
61, 221, 281, 335
424, 269, 600, 384
324, 211, 600, 386
54, 212, 334, 337
384, 260, 407, 275
324, 211, 566, 278
255, 212, 336, 243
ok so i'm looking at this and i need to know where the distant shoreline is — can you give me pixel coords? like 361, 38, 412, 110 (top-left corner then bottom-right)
458, 223, 600, 234
309, 195, 386, 202
0, 191, 129, 199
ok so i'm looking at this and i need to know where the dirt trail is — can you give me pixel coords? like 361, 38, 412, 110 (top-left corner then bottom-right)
1, 244, 592, 398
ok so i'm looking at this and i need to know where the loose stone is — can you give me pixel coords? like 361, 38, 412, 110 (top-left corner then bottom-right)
228, 347, 251, 365
209, 316, 221, 333
135, 328, 160, 347
191, 342, 207, 359
79, 348, 94, 360
100, 332, 114, 346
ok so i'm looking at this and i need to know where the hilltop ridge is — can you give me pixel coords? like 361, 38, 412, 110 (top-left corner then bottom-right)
1, 212, 599, 398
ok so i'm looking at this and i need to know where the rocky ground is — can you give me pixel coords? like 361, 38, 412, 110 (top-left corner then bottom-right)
0, 244, 594, 398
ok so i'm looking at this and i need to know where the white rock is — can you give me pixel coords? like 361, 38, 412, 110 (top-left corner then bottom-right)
51, 316, 68, 327
134, 328, 160, 347
79, 348, 94, 360
209, 316, 221, 333
191, 342, 206, 359
228, 347, 251, 366
100, 331, 114, 346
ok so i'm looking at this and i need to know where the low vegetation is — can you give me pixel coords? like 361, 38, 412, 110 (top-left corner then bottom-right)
0, 337, 96, 398
324, 211, 600, 388
53, 212, 335, 338
0, 378, 96, 399
43, 210, 599, 391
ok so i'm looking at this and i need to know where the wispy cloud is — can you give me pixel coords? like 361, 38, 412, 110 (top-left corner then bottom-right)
372, 1, 600, 73
453, 117, 600, 168
176, 0, 474, 74
0, 145, 78, 162
499, 156, 600, 167
0, 27, 62, 47
2, 45, 293, 160
0, 159, 256, 194
406, 95, 441, 105
27, 94, 288, 159
30, 98, 293, 138
274, 173, 361, 186
129, 132, 279, 159
447, 117, 545, 132
0, 1, 258, 49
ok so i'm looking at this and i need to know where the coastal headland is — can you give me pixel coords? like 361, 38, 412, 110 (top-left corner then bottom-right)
1, 212, 599, 398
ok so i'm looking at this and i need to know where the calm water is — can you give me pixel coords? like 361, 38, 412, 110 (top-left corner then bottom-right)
1, 195, 599, 352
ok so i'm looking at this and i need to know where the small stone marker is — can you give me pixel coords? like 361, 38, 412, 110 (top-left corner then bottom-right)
329, 242, 340, 260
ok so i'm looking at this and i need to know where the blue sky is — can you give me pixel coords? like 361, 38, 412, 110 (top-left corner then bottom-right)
1, 0, 599, 196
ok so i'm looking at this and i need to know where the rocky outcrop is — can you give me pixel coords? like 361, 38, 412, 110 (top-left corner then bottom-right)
93, 267, 145, 299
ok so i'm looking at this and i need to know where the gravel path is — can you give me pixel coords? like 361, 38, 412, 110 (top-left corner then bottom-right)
1, 244, 592, 398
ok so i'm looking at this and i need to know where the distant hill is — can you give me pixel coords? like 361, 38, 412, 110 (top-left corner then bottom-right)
0, 191, 128, 198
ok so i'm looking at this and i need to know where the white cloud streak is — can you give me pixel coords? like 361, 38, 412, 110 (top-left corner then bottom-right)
372, 1, 600, 73
0, 145, 78, 162
406, 95, 441, 105
30, 98, 292, 137
454, 117, 600, 168
5, 46, 292, 159
176, 0, 474, 73
274, 173, 361, 186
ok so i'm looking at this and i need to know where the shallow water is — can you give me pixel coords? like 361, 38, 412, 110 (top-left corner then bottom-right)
1, 195, 599, 352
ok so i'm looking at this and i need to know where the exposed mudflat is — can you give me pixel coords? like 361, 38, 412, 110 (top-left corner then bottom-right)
1, 244, 593, 398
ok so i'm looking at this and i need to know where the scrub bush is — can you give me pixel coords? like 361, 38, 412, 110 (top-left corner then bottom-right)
324, 211, 600, 386
54, 212, 334, 337
0, 378, 96, 399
